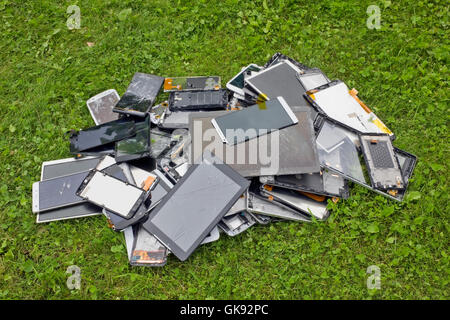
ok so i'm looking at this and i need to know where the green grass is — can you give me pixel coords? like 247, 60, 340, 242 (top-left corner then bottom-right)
0, 0, 448, 299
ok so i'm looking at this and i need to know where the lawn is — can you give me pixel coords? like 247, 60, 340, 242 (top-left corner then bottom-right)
0, 0, 448, 299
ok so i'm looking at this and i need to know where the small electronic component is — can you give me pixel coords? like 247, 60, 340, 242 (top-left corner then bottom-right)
360, 135, 404, 190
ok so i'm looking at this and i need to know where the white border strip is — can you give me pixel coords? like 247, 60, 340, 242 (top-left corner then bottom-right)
277, 96, 298, 124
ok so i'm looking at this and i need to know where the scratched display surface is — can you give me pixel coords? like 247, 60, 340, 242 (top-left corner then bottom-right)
144, 154, 249, 261
87, 90, 120, 125
33, 171, 90, 212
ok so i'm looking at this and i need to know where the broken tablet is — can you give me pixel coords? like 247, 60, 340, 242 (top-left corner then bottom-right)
149, 128, 172, 158
227, 64, 263, 96
143, 152, 250, 261
168, 89, 228, 112
130, 167, 173, 210
296, 68, 331, 91
158, 109, 196, 129
124, 226, 135, 260
113, 72, 164, 117
263, 52, 310, 71
36, 157, 102, 223
245, 60, 311, 108
36, 156, 103, 222
392, 147, 417, 201
102, 164, 154, 231
219, 211, 255, 237
40, 156, 101, 181
163, 76, 221, 92
77, 170, 147, 219
191, 107, 319, 176
211, 96, 298, 145
247, 212, 272, 225
225, 193, 247, 217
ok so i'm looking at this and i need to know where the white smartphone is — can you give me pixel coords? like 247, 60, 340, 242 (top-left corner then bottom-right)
226, 64, 262, 96
86, 89, 120, 125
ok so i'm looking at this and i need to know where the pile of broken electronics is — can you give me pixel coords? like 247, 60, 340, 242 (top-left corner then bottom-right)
32, 53, 417, 266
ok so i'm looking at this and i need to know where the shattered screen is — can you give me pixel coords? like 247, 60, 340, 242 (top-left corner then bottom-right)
87, 90, 120, 125
114, 72, 164, 115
